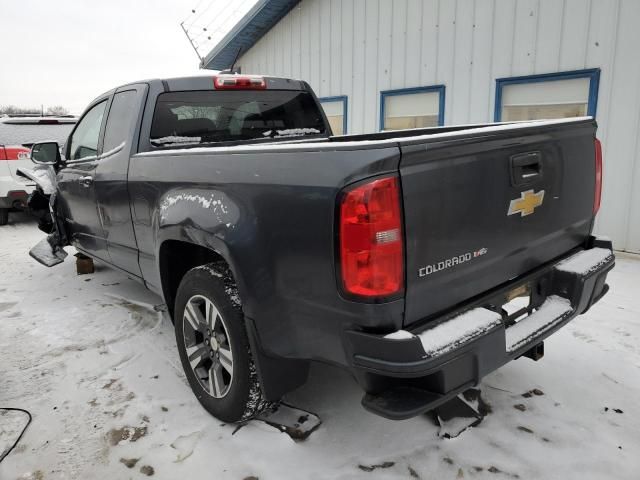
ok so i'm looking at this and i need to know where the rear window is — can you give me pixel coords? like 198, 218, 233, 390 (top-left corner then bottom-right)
150, 90, 327, 147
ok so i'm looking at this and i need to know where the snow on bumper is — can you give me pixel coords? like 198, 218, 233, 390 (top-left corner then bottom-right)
505, 295, 572, 352
385, 308, 502, 357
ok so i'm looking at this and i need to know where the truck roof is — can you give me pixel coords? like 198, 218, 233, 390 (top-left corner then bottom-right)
116, 73, 308, 94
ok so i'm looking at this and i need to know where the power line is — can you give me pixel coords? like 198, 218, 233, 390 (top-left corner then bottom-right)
181, 0, 258, 61
183, 0, 222, 29
190, 0, 252, 42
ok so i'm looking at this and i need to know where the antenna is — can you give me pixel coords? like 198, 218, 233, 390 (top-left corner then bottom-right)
229, 47, 243, 74
180, 21, 204, 64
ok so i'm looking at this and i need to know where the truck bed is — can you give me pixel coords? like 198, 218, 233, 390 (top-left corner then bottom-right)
133, 116, 597, 342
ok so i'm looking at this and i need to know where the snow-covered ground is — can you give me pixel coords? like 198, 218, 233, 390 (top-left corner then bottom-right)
1, 213, 639, 480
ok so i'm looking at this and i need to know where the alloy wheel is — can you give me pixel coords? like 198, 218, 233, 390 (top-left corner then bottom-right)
182, 294, 234, 398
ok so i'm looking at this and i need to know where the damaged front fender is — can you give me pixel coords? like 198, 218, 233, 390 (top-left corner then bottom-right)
16, 164, 57, 195
17, 166, 69, 267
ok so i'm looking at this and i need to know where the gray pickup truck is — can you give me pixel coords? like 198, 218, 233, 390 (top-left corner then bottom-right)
24, 74, 614, 423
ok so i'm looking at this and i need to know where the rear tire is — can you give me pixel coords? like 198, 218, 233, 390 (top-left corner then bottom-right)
0, 209, 8, 226
174, 263, 271, 422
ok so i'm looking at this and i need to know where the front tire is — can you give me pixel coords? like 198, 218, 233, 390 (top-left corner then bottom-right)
174, 263, 270, 422
0, 208, 8, 226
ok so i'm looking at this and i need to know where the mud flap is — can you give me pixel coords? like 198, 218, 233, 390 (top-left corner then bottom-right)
256, 403, 322, 441
433, 388, 488, 439
29, 234, 68, 267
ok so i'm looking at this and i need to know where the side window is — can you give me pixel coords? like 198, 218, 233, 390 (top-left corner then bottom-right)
380, 86, 445, 131
103, 90, 139, 152
69, 101, 107, 160
494, 70, 600, 122
319, 96, 348, 135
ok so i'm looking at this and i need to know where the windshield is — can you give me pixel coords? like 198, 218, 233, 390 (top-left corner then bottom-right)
150, 89, 327, 147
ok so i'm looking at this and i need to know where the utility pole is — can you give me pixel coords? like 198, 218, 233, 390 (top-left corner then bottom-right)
180, 22, 204, 67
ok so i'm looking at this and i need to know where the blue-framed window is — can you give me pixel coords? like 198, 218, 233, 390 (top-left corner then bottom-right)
494, 69, 600, 122
319, 96, 348, 135
380, 85, 445, 131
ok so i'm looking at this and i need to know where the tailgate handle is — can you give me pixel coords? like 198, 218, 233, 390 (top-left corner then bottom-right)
510, 152, 542, 186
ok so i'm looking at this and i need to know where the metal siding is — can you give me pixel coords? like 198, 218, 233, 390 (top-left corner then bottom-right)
234, 0, 640, 252
452, 0, 474, 124
341, 0, 354, 134
300, 1, 311, 83
291, 5, 301, 79
319, 0, 331, 97
436, 0, 456, 123
512, 0, 538, 76
491, 0, 517, 79
351, 0, 367, 134
329, 0, 342, 96
363, 0, 380, 134
469, 0, 495, 122
309, 1, 322, 93
595, 0, 640, 253
535, 0, 565, 72
406, 0, 423, 87
284, 16, 295, 77
391, 0, 408, 89
419, 0, 439, 86
378, 0, 393, 94
559, 0, 591, 71
620, 0, 640, 252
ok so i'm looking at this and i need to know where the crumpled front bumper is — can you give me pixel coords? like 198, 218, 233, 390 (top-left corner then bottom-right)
344, 237, 615, 420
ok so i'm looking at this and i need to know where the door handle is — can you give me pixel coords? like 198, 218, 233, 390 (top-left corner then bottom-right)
79, 175, 93, 187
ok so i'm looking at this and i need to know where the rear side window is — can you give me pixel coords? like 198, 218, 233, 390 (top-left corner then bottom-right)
103, 90, 139, 152
150, 90, 327, 147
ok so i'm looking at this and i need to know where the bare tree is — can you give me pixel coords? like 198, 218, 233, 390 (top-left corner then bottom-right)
46, 105, 70, 116
0, 105, 40, 115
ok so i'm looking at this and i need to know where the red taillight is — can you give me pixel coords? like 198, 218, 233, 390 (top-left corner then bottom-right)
339, 176, 404, 298
3, 147, 30, 160
213, 75, 266, 90
594, 137, 603, 215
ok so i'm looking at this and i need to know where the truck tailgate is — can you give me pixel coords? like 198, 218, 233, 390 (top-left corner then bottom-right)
400, 119, 597, 326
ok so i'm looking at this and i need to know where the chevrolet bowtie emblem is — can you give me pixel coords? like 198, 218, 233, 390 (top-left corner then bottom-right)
508, 189, 545, 217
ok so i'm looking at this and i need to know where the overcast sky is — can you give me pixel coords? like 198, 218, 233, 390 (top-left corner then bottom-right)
0, 0, 243, 114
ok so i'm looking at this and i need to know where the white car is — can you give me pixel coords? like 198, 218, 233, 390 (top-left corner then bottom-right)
0, 143, 34, 225
0, 117, 75, 225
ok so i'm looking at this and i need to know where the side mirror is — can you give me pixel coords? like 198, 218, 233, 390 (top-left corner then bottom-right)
31, 142, 61, 165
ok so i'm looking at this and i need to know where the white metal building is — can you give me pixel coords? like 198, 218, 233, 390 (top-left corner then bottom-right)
203, 0, 640, 253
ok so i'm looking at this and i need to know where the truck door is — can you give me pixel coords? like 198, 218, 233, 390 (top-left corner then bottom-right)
57, 98, 110, 260
94, 85, 147, 277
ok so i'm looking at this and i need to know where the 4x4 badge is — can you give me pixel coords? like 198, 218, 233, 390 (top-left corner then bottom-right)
508, 189, 545, 217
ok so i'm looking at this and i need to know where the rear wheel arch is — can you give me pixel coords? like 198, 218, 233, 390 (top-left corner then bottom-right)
158, 240, 244, 319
